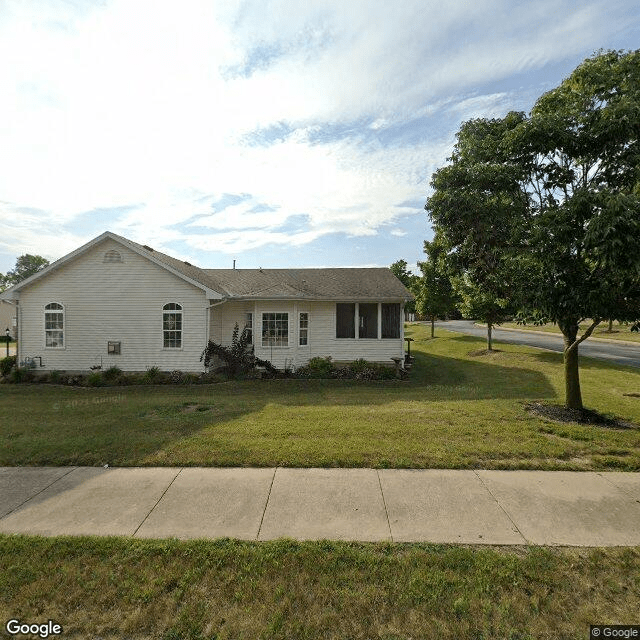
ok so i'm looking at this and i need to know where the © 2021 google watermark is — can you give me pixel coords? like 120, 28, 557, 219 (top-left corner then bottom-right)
5, 619, 63, 638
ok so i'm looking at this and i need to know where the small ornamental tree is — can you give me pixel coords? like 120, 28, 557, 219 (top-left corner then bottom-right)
415, 234, 458, 338
201, 323, 276, 378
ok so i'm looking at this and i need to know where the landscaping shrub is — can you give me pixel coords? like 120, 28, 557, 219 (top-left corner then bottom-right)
9, 366, 35, 383
86, 372, 105, 387
201, 323, 277, 379
103, 366, 123, 381
0, 355, 16, 378
142, 366, 162, 384
170, 369, 184, 384
49, 370, 62, 384
299, 356, 335, 378
295, 357, 398, 380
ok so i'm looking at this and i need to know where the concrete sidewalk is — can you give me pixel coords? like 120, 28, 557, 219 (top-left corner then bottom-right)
2, 467, 640, 546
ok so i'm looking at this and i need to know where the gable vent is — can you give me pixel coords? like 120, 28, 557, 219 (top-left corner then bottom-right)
103, 250, 123, 263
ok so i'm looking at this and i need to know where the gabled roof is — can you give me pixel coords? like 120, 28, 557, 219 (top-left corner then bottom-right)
0, 231, 224, 300
0, 231, 413, 302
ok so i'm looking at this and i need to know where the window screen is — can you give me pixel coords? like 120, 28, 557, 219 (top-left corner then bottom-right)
358, 303, 378, 339
381, 303, 401, 338
336, 303, 355, 338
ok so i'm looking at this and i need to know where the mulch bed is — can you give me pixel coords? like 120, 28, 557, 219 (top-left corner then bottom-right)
526, 401, 638, 430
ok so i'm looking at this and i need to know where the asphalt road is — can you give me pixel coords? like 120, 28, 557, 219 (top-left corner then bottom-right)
432, 320, 640, 369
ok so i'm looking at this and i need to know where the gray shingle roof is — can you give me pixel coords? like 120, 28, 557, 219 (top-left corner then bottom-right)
122, 235, 411, 300
202, 268, 413, 301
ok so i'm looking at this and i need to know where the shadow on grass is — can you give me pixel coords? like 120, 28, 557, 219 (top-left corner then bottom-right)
0, 339, 557, 466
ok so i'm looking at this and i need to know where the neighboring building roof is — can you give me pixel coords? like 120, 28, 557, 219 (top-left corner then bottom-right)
0, 231, 413, 302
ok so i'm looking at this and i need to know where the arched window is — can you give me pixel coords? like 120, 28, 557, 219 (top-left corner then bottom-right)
45, 303, 64, 348
163, 303, 182, 348
103, 249, 123, 263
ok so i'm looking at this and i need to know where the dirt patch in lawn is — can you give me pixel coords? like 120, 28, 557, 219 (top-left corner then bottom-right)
526, 402, 638, 430
467, 349, 504, 357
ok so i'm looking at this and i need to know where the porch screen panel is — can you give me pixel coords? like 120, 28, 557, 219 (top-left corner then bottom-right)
336, 303, 355, 338
381, 303, 401, 338
358, 303, 378, 339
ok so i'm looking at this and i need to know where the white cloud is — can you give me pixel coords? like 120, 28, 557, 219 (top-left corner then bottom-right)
0, 0, 633, 264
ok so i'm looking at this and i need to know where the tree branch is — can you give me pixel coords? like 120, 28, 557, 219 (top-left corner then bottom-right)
566, 318, 602, 354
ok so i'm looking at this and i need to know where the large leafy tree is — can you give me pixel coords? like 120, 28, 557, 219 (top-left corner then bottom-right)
426, 49, 640, 410
425, 112, 528, 350
0, 254, 50, 291
507, 49, 640, 409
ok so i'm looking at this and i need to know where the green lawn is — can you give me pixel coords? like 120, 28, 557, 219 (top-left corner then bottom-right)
498, 320, 640, 342
1, 535, 639, 640
1, 325, 639, 469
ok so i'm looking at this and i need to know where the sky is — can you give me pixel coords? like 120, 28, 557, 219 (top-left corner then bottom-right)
0, 0, 638, 274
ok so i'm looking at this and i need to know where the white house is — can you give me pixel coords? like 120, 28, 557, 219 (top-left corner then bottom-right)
0, 232, 413, 373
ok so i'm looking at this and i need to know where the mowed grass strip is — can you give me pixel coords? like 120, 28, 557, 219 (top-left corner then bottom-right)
1, 325, 640, 469
1, 535, 639, 640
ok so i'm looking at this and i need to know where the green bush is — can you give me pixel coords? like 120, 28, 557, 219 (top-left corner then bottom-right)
300, 356, 335, 378
86, 372, 105, 387
9, 366, 35, 383
103, 366, 123, 381
49, 370, 62, 384
0, 355, 16, 378
142, 366, 162, 384
296, 357, 398, 381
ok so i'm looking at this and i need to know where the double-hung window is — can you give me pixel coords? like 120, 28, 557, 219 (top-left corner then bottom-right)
163, 303, 182, 348
299, 313, 309, 345
45, 303, 64, 348
262, 313, 288, 347
245, 312, 253, 343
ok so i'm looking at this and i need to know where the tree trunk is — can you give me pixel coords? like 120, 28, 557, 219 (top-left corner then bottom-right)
431, 315, 435, 338
608, 318, 613, 332
487, 322, 493, 351
562, 323, 583, 410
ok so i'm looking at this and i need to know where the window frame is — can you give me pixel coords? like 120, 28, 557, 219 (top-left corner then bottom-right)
245, 312, 253, 344
44, 302, 65, 349
381, 303, 401, 339
336, 303, 356, 339
162, 303, 183, 349
299, 312, 309, 346
261, 312, 289, 347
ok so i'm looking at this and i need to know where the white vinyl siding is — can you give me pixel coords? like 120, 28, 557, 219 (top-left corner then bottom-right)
17, 239, 207, 372
211, 300, 404, 368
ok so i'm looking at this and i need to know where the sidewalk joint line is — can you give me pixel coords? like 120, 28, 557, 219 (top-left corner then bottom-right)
376, 469, 393, 542
474, 471, 531, 545
133, 467, 183, 537
257, 467, 278, 540
596, 472, 640, 505
1, 466, 78, 520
